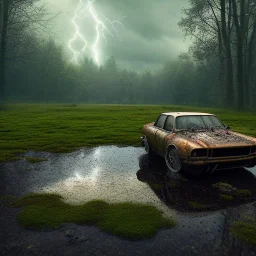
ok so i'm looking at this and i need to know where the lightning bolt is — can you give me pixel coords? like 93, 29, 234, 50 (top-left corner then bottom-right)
68, 0, 125, 66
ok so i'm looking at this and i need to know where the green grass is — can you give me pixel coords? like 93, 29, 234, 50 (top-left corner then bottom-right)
25, 157, 48, 163
230, 221, 256, 246
235, 189, 252, 197
11, 193, 176, 240
219, 194, 233, 201
188, 201, 208, 209
0, 103, 256, 162
212, 182, 234, 191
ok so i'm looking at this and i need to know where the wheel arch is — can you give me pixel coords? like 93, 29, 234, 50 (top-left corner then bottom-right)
165, 144, 178, 154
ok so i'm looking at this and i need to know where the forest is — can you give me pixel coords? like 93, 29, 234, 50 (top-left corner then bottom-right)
1, 0, 256, 110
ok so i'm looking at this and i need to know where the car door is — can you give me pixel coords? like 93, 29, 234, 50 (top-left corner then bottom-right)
155, 115, 174, 156
152, 115, 167, 151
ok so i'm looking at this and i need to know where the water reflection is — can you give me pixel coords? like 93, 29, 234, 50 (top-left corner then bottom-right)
25, 146, 173, 218
137, 154, 256, 212
2, 145, 255, 215
94, 148, 101, 157
72, 166, 100, 184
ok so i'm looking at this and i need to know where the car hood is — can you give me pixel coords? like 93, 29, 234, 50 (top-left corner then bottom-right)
177, 129, 255, 147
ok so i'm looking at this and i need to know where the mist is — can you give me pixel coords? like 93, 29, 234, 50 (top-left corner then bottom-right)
0, 0, 256, 110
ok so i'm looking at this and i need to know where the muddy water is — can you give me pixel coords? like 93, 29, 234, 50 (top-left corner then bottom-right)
1, 146, 256, 255
1, 146, 255, 205
1, 145, 255, 211
246, 165, 256, 175
0, 146, 175, 218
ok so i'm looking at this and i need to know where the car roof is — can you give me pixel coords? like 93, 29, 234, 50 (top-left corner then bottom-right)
161, 112, 214, 117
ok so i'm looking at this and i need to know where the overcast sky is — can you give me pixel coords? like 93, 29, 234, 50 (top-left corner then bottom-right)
45, 0, 191, 72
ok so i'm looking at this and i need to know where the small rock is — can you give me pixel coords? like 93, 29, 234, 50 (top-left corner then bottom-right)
78, 236, 88, 242
65, 229, 74, 237
66, 236, 79, 245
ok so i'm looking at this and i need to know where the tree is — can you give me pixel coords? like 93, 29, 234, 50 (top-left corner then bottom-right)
0, 0, 57, 105
178, 0, 235, 107
179, 0, 256, 110
0, 0, 9, 104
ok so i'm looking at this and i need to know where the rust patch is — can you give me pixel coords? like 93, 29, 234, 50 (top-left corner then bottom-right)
177, 130, 254, 147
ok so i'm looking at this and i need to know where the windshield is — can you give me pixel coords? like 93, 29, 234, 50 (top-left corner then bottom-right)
175, 115, 226, 130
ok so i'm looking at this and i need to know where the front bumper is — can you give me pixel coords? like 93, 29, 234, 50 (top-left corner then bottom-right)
182, 155, 256, 171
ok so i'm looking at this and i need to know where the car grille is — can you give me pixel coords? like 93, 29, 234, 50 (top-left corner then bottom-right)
211, 147, 251, 157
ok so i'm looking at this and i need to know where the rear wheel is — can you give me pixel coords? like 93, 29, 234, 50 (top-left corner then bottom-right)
165, 147, 182, 173
144, 137, 153, 155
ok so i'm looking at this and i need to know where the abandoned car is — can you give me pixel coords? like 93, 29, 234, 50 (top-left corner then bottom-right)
141, 112, 256, 175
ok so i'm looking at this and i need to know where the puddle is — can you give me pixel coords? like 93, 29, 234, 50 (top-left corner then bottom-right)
1, 146, 256, 255
137, 153, 256, 212
0, 146, 175, 219
1, 146, 255, 216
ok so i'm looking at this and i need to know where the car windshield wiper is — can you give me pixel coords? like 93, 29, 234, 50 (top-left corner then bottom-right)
204, 126, 215, 131
215, 125, 225, 129
188, 127, 205, 132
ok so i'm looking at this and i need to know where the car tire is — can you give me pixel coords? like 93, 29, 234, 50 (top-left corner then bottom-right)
144, 137, 153, 155
165, 147, 182, 173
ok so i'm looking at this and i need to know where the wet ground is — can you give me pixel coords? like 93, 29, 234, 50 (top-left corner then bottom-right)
0, 146, 256, 255
137, 154, 256, 212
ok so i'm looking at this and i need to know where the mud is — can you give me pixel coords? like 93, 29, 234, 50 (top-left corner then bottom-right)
0, 146, 256, 256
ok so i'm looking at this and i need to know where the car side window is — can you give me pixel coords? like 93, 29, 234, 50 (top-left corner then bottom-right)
155, 115, 167, 128
164, 116, 174, 131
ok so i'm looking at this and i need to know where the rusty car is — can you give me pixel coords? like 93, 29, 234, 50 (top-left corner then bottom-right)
141, 112, 256, 175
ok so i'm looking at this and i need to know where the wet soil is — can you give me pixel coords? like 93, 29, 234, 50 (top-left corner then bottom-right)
0, 204, 225, 256
137, 154, 256, 212
0, 146, 256, 255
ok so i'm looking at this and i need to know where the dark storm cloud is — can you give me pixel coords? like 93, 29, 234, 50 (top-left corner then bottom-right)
47, 0, 191, 71
98, 0, 190, 69
100, 0, 189, 39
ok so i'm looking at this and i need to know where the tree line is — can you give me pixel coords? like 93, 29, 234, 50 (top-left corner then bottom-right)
1, 0, 256, 110
179, 0, 256, 110
4, 38, 221, 107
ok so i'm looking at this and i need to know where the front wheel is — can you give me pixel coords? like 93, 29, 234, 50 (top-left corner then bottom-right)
165, 147, 182, 173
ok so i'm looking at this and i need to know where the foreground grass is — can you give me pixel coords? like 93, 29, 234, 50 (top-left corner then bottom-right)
230, 221, 256, 246
0, 104, 256, 162
188, 201, 208, 210
25, 157, 48, 164
11, 193, 175, 240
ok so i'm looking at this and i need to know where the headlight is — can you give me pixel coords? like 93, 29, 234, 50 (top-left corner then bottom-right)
191, 149, 208, 157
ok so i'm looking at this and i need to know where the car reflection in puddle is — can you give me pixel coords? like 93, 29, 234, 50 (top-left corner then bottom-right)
1, 145, 256, 215
137, 154, 256, 212
2, 146, 173, 219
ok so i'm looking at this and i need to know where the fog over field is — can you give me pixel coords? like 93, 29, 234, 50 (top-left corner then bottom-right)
1, 0, 256, 110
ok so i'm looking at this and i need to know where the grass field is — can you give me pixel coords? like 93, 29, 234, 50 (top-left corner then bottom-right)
0, 103, 256, 162
10, 193, 175, 239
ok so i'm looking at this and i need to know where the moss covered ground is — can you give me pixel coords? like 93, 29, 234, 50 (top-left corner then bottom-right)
230, 221, 256, 246
1, 103, 255, 162
10, 193, 175, 240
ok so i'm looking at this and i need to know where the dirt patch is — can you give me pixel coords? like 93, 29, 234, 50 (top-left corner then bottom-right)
137, 154, 256, 212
